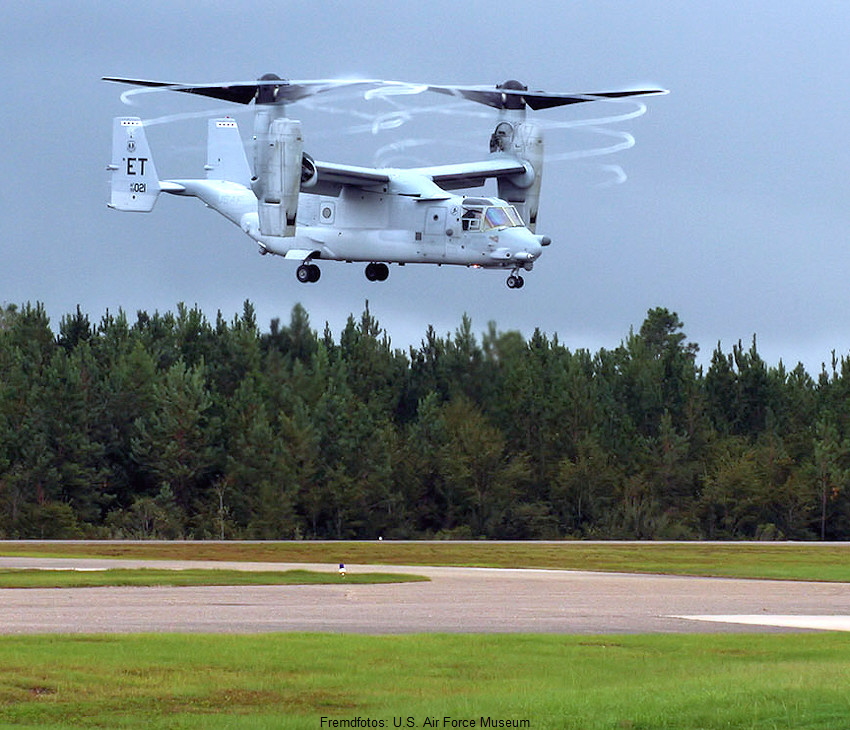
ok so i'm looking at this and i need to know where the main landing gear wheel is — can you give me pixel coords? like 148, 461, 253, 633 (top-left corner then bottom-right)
506, 274, 525, 289
365, 262, 389, 282
296, 264, 321, 283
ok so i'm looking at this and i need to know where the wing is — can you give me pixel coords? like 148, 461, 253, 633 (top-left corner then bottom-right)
312, 161, 390, 188
309, 162, 451, 199
307, 158, 529, 198
409, 159, 530, 191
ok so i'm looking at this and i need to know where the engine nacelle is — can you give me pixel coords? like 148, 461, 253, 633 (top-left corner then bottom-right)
493, 121, 544, 233
252, 116, 303, 237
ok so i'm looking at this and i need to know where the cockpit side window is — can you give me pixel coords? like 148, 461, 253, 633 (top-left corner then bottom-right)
461, 208, 482, 231
506, 206, 524, 227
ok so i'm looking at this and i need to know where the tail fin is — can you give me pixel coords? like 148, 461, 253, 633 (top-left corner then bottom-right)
205, 118, 251, 187
107, 117, 161, 211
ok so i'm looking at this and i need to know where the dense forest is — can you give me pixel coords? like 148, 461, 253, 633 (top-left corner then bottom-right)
1, 300, 849, 541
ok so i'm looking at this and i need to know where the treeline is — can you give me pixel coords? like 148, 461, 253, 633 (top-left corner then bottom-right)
1, 300, 849, 540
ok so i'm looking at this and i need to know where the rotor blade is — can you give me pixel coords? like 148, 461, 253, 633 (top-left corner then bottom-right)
425, 84, 668, 111
103, 77, 383, 105
104, 75, 667, 114
103, 77, 259, 104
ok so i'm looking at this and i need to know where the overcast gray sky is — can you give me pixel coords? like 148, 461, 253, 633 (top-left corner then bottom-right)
3, 1, 850, 373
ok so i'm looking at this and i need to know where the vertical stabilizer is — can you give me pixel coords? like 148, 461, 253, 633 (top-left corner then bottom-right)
205, 118, 251, 187
107, 117, 161, 211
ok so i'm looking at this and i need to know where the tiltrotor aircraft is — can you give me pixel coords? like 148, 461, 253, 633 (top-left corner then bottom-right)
105, 75, 664, 288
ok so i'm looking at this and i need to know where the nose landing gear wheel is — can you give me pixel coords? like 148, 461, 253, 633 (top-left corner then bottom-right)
297, 264, 321, 283
506, 274, 525, 289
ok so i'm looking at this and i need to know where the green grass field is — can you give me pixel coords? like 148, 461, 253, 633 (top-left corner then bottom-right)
0, 542, 848, 728
0, 633, 847, 729
2, 540, 849, 582
0, 568, 426, 589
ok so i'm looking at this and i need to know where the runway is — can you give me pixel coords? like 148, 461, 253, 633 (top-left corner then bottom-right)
0, 557, 848, 634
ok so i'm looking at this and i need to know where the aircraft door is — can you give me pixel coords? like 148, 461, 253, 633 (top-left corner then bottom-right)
425, 207, 446, 235
421, 206, 447, 261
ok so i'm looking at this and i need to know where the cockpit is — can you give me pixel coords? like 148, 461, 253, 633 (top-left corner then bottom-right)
460, 197, 524, 232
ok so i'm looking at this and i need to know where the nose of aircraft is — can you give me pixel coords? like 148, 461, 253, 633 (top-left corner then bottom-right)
509, 227, 544, 262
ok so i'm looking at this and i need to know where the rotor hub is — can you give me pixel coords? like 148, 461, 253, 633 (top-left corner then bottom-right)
496, 80, 529, 110
256, 73, 284, 105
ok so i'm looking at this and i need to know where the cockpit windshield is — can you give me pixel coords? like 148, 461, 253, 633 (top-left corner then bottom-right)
461, 202, 524, 232
484, 206, 523, 230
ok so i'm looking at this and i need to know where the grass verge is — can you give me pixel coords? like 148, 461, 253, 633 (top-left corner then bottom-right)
0, 568, 426, 589
0, 632, 847, 729
1, 541, 849, 582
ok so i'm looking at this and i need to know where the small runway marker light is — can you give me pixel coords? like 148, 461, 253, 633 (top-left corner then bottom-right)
339, 563, 346, 577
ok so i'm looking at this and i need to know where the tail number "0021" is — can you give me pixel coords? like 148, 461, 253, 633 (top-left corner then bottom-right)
130, 183, 147, 193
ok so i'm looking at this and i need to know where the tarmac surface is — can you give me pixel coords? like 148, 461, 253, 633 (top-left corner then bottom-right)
0, 557, 848, 634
